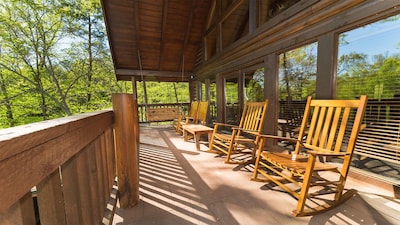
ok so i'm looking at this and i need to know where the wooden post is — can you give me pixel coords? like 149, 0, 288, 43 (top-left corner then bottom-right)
238, 70, 244, 116
205, 79, 211, 124
112, 94, 140, 208
264, 54, 279, 148
131, 77, 137, 100
216, 74, 225, 123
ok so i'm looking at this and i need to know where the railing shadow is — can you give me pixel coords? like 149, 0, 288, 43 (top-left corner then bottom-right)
113, 126, 298, 224
308, 192, 399, 225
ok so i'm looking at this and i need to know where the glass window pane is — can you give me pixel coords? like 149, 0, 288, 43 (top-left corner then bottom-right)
279, 43, 317, 101
277, 43, 317, 141
245, 68, 264, 102
226, 77, 239, 124
337, 15, 400, 100
337, 15, 400, 183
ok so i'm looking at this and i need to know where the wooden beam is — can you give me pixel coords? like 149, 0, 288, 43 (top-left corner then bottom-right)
249, 0, 256, 33
180, 0, 196, 73
158, 0, 169, 70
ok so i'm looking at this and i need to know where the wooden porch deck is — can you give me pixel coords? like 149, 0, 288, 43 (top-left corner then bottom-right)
112, 125, 400, 225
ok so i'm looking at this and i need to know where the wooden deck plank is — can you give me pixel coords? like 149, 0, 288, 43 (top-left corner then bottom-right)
112, 126, 400, 225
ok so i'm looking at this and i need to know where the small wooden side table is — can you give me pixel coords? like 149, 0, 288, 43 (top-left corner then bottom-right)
182, 124, 214, 151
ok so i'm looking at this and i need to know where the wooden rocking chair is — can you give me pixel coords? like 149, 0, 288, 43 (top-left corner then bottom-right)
182, 101, 209, 140
174, 101, 199, 133
186, 101, 209, 125
209, 100, 269, 164
251, 95, 367, 217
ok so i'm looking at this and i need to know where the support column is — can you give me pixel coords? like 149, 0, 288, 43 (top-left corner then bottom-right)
205, 79, 211, 124
238, 70, 245, 115
216, 74, 225, 123
316, 33, 337, 99
264, 54, 279, 147
131, 77, 137, 100
112, 94, 140, 208
197, 81, 202, 100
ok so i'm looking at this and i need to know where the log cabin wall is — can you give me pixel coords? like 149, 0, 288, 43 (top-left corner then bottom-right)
194, 0, 400, 134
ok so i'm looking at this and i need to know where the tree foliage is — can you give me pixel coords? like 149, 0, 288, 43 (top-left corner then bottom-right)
0, 0, 128, 128
279, 43, 317, 100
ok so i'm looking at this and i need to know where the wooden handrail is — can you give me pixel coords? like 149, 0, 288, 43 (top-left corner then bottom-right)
0, 110, 117, 224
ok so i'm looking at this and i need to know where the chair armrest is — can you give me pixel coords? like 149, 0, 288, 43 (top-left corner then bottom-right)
257, 134, 303, 145
233, 127, 260, 135
213, 122, 238, 128
233, 127, 258, 132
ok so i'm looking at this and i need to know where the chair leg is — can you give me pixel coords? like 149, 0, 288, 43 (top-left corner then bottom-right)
225, 130, 237, 163
251, 138, 265, 180
208, 127, 217, 152
294, 155, 316, 215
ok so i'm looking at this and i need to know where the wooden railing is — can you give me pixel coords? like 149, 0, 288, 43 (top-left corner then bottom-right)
354, 98, 400, 165
0, 110, 116, 224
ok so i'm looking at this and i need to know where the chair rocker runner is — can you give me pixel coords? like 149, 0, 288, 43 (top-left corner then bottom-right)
209, 100, 269, 164
251, 96, 367, 217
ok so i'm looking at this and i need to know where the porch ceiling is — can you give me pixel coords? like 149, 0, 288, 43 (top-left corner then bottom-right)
101, 0, 211, 82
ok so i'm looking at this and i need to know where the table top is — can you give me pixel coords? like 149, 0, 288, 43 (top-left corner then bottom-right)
182, 124, 213, 132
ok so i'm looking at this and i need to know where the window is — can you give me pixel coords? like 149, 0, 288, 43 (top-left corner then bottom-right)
245, 68, 264, 102
225, 76, 239, 124
279, 43, 317, 101
337, 15, 400, 100
277, 43, 317, 139
337, 15, 400, 183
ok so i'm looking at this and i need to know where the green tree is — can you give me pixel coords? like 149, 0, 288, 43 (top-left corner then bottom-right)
0, 0, 121, 128
0, 0, 72, 121
279, 43, 317, 100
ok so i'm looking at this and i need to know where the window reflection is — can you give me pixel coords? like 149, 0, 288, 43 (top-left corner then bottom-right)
337, 15, 400, 100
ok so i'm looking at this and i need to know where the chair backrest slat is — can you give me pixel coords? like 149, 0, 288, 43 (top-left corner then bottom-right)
296, 96, 368, 155
326, 107, 342, 150
196, 101, 209, 124
189, 101, 199, 118
238, 101, 268, 133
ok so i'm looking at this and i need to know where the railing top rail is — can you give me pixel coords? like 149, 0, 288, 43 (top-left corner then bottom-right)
0, 110, 113, 161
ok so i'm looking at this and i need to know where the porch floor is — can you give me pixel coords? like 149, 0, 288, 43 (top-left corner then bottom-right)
112, 125, 400, 225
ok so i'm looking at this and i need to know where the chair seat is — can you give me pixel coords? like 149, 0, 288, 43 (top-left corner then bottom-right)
213, 133, 232, 141
261, 152, 337, 174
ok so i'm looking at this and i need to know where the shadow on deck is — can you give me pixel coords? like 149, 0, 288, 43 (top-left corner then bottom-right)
112, 125, 400, 225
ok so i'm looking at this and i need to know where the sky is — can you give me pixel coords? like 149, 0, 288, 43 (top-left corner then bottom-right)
338, 16, 400, 59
